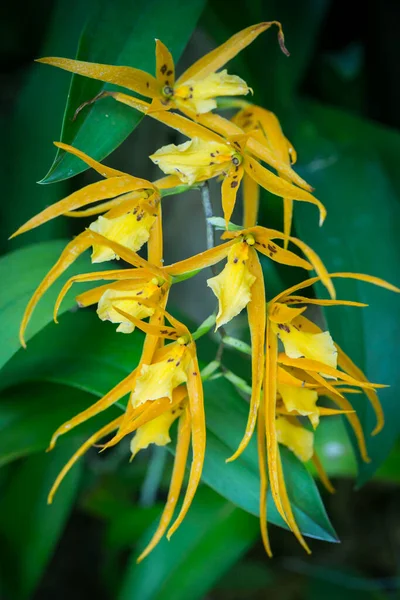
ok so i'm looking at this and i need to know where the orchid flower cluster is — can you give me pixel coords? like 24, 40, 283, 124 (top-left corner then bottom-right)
13, 22, 399, 560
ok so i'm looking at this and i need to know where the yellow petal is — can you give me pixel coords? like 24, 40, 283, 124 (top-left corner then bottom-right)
54, 142, 127, 178
278, 383, 319, 428
268, 302, 307, 324
221, 164, 244, 226
167, 350, 205, 539
177, 21, 288, 84
276, 416, 314, 462
131, 345, 189, 405
150, 137, 234, 185
227, 248, 265, 462
312, 453, 335, 494
155, 39, 175, 88
253, 237, 312, 271
48, 369, 138, 451
175, 70, 250, 114
137, 402, 191, 562
10, 176, 145, 239
272, 321, 338, 369
89, 208, 157, 263
36, 57, 159, 97
19, 232, 92, 347
243, 172, 260, 228
166, 239, 235, 277
48, 417, 122, 504
130, 405, 183, 458
207, 242, 256, 328
97, 281, 159, 333
257, 402, 272, 557
244, 155, 326, 225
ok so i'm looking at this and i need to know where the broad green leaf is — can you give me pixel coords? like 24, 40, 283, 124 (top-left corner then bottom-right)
118, 486, 259, 600
2, 311, 337, 542
294, 104, 400, 484
0, 441, 82, 599
0, 239, 103, 371
1, 0, 92, 252
0, 383, 112, 467
42, 0, 206, 183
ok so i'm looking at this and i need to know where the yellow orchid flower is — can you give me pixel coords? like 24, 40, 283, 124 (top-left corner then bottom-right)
11, 143, 178, 347
233, 104, 297, 243
278, 383, 320, 428
78, 91, 322, 229
37, 22, 288, 115
255, 271, 399, 555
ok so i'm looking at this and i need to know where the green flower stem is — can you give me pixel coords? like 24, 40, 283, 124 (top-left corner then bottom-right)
223, 336, 252, 356
216, 97, 251, 110
191, 313, 216, 341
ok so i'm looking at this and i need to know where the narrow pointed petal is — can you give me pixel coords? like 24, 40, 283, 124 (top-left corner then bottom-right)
177, 22, 288, 84
106, 92, 224, 143
276, 450, 311, 553
148, 207, 164, 266
166, 239, 235, 276
86, 230, 165, 278
47, 417, 122, 504
243, 173, 260, 228
244, 156, 326, 225
312, 453, 335, 494
10, 177, 145, 239
264, 322, 288, 524
228, 249, 265, 461
168, 352, 205, 538
324, 390, 370, 462
53, 141, 127, 178
19, 232, 92, 347
277, 355, 387, 390
336, 343, 384, 436
283, 197, 293, 248
246, 138, 312, 191
271, 272, 400, 305
285, 296, 367, 308
36, 57, 159, 97
254, 238, 312, 270
137, 404, 191, 562
113, 306, 179, 340
54, 268, 150, 321
155, 39, 175, 88
48, 370, 138, 450
65, 196, 132, 218
73, 270, 151, 308
221, 165, 244, 225
257, 403, 272, 557
154, 174, 183, 189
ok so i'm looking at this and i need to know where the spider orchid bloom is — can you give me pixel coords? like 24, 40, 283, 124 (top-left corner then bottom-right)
47, 384, 195, 562
46, 308, 205, 559
37, 22, 288, 116
256, 271, 399, 555
82, 92, 319, 220
11, 144, 176, 346
233, 104, 297, 242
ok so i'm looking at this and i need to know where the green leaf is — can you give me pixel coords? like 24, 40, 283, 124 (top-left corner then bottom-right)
0, 441, 82, 599
294, 103, 400, 484
1, 0, 92, 252
2, 311, 337, 543
0, 239, 104, 371
118, 486, 259, 600
42, 0, 206, 184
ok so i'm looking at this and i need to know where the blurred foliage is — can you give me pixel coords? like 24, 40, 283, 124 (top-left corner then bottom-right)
1, 0, 399, 598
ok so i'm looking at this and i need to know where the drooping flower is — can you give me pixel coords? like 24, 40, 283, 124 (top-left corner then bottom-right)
256, 272, 399, 554
10, 143, 178, 346
45, 305, 205, 561
37, 22, 288, 115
